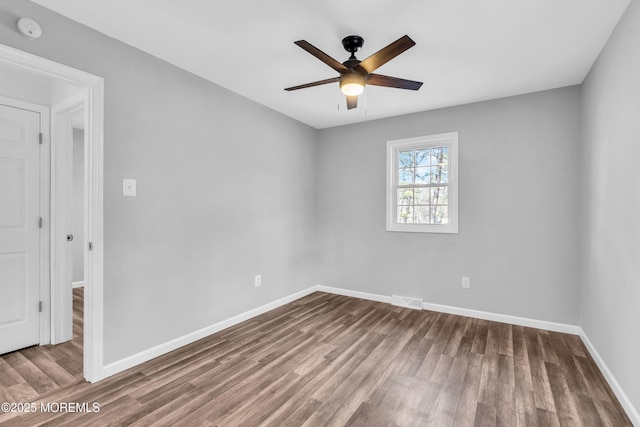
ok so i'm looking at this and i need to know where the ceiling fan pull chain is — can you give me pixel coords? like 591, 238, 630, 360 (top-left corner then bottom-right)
364, 90, 367, 117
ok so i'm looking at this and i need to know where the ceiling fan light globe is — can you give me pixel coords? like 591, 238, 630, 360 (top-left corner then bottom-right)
340, 73, 365, 96
341, 83, 364, 96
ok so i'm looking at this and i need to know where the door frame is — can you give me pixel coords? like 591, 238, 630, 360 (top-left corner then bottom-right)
0, 43, 105, 382
51, 94, 85, 346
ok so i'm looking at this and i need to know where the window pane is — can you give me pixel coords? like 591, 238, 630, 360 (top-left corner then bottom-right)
397, 189, 413, 206
414, 188, 430, 205
415, 167, 430, 184
387, 133, 457, 233
430, 165, 448, 183
433, 206, 449, 224
398, 151, 414, 168
399, 168, 413, 185
398, 206, 414, 223
431, 147, 448, 165
430, 186, 448, 205
415, 206, 431, 223
415, 149, 430, 166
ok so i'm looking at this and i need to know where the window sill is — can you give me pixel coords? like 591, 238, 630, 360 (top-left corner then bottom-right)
385, 223, 458, 234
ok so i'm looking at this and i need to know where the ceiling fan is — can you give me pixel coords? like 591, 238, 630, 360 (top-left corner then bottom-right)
285, 35, 423, 110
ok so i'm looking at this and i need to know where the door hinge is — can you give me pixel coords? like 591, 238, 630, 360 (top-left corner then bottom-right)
39, 132, 43, 144
39, 301, 43, 312
39, 217, 43, 228
89, 242, 94, 251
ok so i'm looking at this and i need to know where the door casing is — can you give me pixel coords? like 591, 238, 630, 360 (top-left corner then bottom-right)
0, 42, 105, 382
51, 94, 86, 345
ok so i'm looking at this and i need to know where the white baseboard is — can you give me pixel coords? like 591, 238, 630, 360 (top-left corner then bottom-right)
101, 286, 318, 379
421, 301, 582, 335
316, 285, 579, 335
316, 285, 391, 304
579, 330, 640, 426
72, 281, 85, 289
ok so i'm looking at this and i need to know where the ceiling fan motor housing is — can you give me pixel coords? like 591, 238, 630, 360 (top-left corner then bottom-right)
342, 35, 364, 54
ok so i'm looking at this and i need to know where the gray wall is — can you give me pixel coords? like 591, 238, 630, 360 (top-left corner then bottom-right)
0, 64, 51, 105
0, 62, 82, 106
317, 87, 581, 325
0, 0, 317, 364
72, 128, 84, 284
580, 1, 640, 412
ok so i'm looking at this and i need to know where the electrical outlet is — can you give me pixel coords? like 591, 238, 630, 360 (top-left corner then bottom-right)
462, 276, 470, 289
255, 275, 261, 287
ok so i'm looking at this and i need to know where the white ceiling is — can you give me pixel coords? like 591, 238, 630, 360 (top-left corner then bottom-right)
31, 0, 630, 129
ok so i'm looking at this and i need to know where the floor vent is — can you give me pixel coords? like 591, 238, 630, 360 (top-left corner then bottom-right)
391, 295, 423, 310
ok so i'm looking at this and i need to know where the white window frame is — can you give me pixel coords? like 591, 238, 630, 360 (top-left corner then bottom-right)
386, 132, 459, 233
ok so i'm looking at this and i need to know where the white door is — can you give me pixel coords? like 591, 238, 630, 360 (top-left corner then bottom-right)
0, 103, 41, 355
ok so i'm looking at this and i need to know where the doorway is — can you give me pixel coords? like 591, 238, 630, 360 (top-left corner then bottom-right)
0, 42, 105, 382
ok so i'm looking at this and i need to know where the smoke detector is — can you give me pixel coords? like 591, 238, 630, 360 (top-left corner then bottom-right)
16, 18, 42, 40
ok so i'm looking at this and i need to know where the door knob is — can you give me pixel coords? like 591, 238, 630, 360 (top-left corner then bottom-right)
66, 234, 74, 241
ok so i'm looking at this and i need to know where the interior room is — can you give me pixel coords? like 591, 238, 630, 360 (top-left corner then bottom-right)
0, 0, 638, 425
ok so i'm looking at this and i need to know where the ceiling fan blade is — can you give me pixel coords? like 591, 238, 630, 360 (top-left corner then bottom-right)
367, 74, 423, 90
294, 40, 349, 73
285, 77, 340, 91
358, 35, 416, 74
346, 95, 358, 110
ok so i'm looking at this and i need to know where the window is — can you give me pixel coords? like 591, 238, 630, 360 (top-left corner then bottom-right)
386, 132, 458, 233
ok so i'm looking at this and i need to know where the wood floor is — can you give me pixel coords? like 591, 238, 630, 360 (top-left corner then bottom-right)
0, 291, 632, 426
0, 287, 84, 403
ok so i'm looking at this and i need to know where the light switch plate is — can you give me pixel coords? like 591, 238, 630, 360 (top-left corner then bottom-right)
123, 179, 136, 196
462, 276, 470, 288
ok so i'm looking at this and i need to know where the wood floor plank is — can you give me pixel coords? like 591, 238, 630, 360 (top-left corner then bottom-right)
498, 323, 514, 357
472, 320, 489, 355
536, 408, 562, 427
573, 354, 613, 403
212, 371, 302, 426
478, 353, 500, 406
572, 392, 605, 427
496, 380, 516, 426
0, 359, 22, 388
484, 321, 501, 356
525, 327, 558, 414
474, 401, 497, 427
515, 388, 539, 426
320, 329, 417, 423
268, 397, 323, 427
428, 357, 469, 426
4, 382, 38, 403
128, 385, 206, 427
18, 347, 76, 387
454, 353, 483, 426
443, 316, 467, 357
3, 351, 58, 395
0, 291, 633, 426
394, 379, 439, 426
539, 332, 561, 365
513, 325, 534, 391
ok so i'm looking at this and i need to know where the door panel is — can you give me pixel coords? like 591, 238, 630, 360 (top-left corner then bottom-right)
0, 103, 41, 355
0, 158, 26, 228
